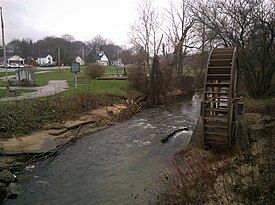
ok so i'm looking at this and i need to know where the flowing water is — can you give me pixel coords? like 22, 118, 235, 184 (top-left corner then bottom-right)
8, 94, 201, 205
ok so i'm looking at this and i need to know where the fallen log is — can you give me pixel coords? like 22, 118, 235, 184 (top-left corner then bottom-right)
161, 127, 189, 143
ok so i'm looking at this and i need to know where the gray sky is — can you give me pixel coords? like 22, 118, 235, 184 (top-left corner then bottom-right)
2, 0, 168, 45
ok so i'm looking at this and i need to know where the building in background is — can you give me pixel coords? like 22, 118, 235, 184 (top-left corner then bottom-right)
75, 56, 85, 66
37, 54, 54, 66
96, 51, 109, 66
8, 55, 25, 65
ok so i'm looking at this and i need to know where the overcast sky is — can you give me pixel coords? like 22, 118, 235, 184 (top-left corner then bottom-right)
1, 0, 169, 45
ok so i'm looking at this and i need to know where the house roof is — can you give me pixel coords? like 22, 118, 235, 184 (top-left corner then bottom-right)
100, 54, 108, 61
37, 54, 52, 59
8, 55, 25, 61
76, 56, 83, 60
95, 53, 103, 61
95, 51, 108, 61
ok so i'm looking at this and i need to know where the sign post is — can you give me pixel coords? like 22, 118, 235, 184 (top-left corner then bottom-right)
74, 73, 77, 88
70, 62, 80, 88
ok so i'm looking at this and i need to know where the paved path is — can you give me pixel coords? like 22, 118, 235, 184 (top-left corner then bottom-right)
0, 80, 68, 101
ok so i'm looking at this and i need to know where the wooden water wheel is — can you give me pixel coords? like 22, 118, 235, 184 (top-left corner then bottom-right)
202, 47, 238, 147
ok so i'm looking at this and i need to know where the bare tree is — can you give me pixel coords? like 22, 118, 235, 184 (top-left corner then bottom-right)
61, 34, 75, 42
118, 49, 133, 65
193, 0, 275, 98
163, 0, 195, 81
87, 35, 108, 52
130, 0, 161, 69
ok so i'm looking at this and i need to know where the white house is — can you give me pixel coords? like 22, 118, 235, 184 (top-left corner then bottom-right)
96, 51, 109, 66
75, 56, 85, 66
37, 54, 53, 66
8, 55, 25, 65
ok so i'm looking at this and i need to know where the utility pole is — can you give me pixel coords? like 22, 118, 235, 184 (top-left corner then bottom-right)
57, 47, 61, 69
82, 48, 85, 62
0, 7, 8, 86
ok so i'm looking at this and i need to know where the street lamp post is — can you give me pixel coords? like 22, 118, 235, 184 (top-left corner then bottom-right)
0, 7, 8, 85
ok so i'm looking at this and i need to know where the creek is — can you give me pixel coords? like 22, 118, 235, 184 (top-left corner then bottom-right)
7, 93, 201, 205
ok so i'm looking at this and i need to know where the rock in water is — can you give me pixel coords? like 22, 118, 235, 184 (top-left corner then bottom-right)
0, 169, 16, 184
0, 182, 7, 201
6, 183, 22, 199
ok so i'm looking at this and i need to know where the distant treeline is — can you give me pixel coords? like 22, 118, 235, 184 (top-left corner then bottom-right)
2, 34, 133, 66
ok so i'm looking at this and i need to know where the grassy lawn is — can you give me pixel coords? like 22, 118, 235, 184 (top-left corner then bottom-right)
34, 66, 137, 98
0, 66, 127, 87
34, 66, 127, 86
34, 69, 76, 86
0, 66, 135, 98
104, 66, 127, 76
0, 89, 36, 98
0, 80, 5, 87
58, 80, 132, 98
0, 71, 16, 77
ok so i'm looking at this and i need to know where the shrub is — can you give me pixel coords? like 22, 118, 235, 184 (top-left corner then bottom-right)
193, 68, 205, 90
128, 66, 148, 93
84, 63, 104, 79
155, 148, 217, 204
179, 76, 195, 94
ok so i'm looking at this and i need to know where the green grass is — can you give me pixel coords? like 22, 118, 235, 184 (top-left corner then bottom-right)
0, 89, 36, 98
34, 66, 127, 86
0, 66, 127, 87
57, 80, 130, 98
34, 69, 75, 86
103, 66, 127, 76
34, 67, 91, 86
33, 66, 139, 98
0, 80, 5, 87
0, 71, 16, 77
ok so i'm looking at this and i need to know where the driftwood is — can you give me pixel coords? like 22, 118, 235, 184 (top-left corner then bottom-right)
35, 125, 82, 160
11, 125, 84, 172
